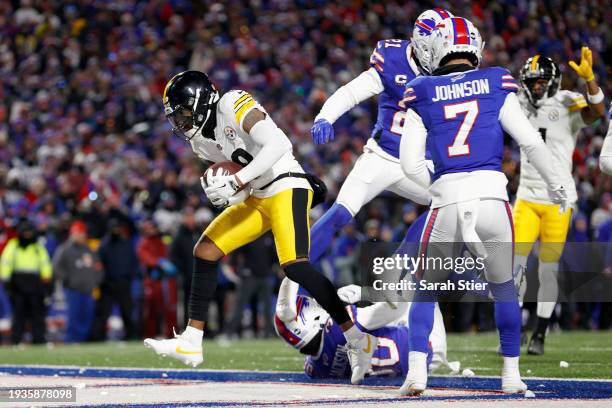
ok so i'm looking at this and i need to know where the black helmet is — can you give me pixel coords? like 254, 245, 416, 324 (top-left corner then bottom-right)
163, 71, 220, 140
519, 55, 561, 106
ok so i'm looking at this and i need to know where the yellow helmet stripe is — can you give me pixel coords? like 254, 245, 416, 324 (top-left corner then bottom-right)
163, 72, 182, 102
530, 55, 540, 73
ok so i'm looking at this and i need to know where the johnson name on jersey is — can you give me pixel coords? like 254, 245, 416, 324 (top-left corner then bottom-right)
189, 90, 310, 197
369, 39, 422, 158
517, 90, 587, 205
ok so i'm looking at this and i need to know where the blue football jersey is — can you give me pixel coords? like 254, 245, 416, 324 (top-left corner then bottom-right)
369, 39, 421, 158
403, 67, 518, 181
304, 305, 432, 378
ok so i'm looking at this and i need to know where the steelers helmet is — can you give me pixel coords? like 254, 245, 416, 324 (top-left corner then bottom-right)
162, 70, 220, 140
519, 56, 561, 106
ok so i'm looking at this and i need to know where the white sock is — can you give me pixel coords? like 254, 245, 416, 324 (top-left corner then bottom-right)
343, 325, 365, 345
503, 356, 519, 371
537, 262, 559, 319
183, 326, 204, 346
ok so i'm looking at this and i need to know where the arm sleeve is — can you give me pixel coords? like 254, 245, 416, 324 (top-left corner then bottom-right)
314, 68, 384, 123
235, 116, 293, 184
275, 277, 299, 321
499, 92, 564, 187
400, 108, 431, 188
599, 121, 612, 175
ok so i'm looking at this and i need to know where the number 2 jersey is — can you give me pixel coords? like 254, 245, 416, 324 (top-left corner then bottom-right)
304, 305, 432, 379
188, 90, 310, 198
516, 90, 586, 205
368, 39, 422, 159
403, 66, 519, 207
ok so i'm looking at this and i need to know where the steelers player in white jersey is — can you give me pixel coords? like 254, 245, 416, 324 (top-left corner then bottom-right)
600, 106, 612, 175
514, 48, 605, 355
144, 71, 378, 385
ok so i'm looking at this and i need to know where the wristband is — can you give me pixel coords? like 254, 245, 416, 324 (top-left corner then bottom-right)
587, 87, 604, 104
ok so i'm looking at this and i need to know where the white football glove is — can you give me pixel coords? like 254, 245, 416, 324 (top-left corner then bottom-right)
337, 284, 361, 304
203, 174, 242, 209
548, 185, 569, 214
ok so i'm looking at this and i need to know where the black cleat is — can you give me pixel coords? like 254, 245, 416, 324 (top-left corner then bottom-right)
527, 336, 545, 355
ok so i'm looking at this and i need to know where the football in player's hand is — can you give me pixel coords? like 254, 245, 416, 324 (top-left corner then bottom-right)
203, 161, 246, 190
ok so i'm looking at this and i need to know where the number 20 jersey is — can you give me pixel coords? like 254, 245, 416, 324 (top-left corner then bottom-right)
369, 39, 422, 159
304, 305, 432, 379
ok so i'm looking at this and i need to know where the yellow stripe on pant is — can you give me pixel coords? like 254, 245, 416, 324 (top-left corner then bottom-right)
203, 188, 313, 265
513, 198, 572, 263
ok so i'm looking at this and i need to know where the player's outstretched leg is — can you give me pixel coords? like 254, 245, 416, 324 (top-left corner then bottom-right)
144, 238, 223, 367
309, 203, 353, 263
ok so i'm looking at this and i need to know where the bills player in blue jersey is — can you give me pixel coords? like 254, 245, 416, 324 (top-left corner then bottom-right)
274, 278, 459, 379
308, 8, 454, 263
399, 17, 569, 395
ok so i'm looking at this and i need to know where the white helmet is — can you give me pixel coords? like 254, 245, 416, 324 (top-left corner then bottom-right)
274, 295, 330, 355
411, 8, 454, 74
429, 17, 484, 73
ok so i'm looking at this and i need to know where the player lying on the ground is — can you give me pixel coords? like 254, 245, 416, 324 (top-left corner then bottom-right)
601, 106, 612, 175
274, 277, 460, 379
308, 8, 455, 263
513, 50, 605, 355
399, 17, 569, 395
144, 71, 377, 385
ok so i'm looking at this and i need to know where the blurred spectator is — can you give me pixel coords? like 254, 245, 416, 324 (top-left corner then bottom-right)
392, 203, 419, 242
170, 207, 201, 327
52, 221, 102, 342
228, 234, 276, 338
91, 219, 137, 341
137, 219, 177, 339
0, 220, 52, 344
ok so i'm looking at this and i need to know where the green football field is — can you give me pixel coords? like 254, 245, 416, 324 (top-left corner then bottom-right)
0, 331, 610, 379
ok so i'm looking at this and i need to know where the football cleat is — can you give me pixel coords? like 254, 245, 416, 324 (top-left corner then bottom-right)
501, 358, 528, 394
400, 352, 429, 396
527, 335, 545, 355
144, 330, 203, 367
346, 333, 378, 385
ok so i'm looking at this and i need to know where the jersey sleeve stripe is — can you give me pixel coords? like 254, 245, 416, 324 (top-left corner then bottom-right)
233, 93, 251, 109
234, 96, 254, 113
502, 83, 519, 88
371, 49, 385, 63
372, 62, 384, 72
502, 75, 514, 80
568, 102, 587, 112
235, 99, 256, 123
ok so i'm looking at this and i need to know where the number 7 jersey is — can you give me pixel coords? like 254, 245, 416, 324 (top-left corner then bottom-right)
403, 67, 519, 206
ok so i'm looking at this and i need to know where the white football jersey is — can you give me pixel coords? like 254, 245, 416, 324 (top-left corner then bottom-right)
517, 90, 587, 205
189, 90, 310, 198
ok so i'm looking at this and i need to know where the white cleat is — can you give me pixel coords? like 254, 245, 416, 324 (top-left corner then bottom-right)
347, 333, 378, 385
144, 330, 203, 367
400, 351, 429, 396
501, 357, 527, 393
